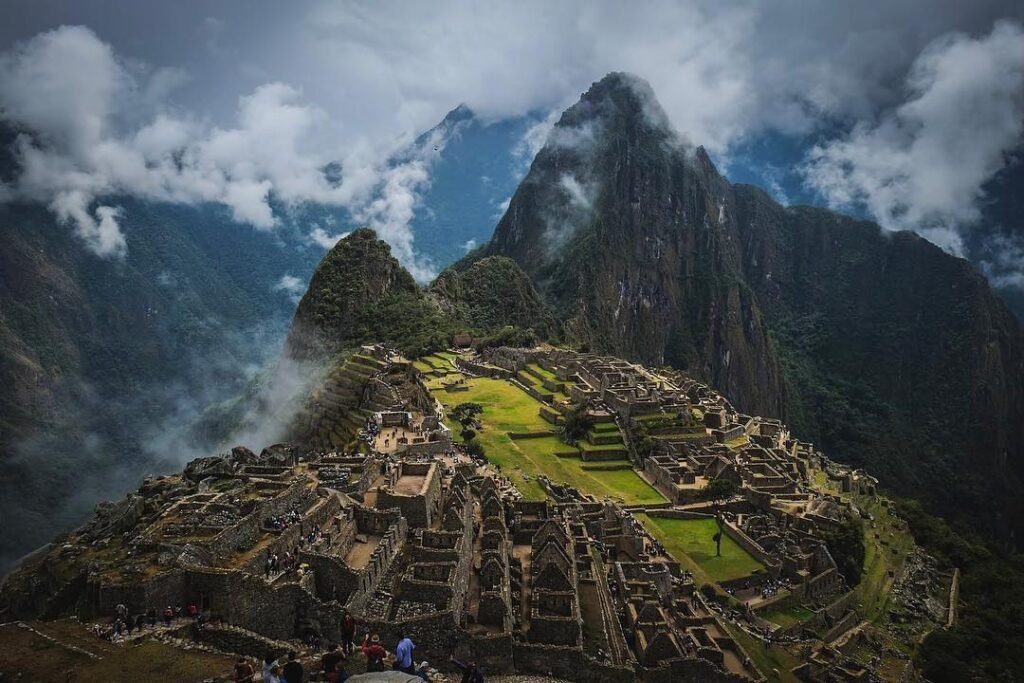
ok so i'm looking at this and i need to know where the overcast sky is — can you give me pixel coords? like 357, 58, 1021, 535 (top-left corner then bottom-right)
1, 0, 1023, 272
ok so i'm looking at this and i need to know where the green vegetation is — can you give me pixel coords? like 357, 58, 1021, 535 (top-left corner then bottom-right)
434, 377, 663, 504
852, 496, 914, 623
763, 604, 814, 629
0, 624, 235, 682
561, 403, 593, 446
895, 499, 1024, 683
720, 620, 803, 683
820, 510, 866, 586
638, 514, 764, 583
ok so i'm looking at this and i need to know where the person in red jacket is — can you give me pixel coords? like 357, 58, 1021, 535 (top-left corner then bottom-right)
233, 656, 255, 683
340, 611, 356, 654
360, 633, 387, 672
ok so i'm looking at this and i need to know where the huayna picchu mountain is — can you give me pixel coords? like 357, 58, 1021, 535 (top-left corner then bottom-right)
470, 72, 1024, 538
285, 229, 552, 364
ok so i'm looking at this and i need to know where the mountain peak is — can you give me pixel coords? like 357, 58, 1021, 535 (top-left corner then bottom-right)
443, 103, 475, 123
558, 71, 673, 137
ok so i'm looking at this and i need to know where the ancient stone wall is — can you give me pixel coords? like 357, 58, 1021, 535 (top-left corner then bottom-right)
511, 643, 634, 682
97, 570, 186, 616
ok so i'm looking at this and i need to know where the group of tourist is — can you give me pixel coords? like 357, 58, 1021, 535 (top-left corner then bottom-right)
265, 550, 301, 577
96, 602, 208, 641
266, 508, 303, 531
306, 524, 324, 546
232, 610, 485, 683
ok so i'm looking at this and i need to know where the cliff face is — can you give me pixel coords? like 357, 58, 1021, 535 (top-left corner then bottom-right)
478, 72, 1024, 537
479, 73, 785, 419
430, 256, 554, 335
734, 186, 1024, 534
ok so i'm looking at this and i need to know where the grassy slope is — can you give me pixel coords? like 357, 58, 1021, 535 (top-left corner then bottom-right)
0, 625, 235, 682
637, 514, 764, 583
432, 377, 663, 504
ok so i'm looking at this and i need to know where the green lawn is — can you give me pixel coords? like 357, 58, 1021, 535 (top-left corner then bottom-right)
724, 435, 749, 449
638, 515, 764, 583
581, 440, 626, 451
763, 604, 814, 629
412, 360, 435, 373
526, 363, 557, 381
433, 377, 664, 504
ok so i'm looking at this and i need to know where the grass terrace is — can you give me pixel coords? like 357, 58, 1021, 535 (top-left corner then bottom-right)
852, 495, 915, 623
637, 514, 765, 584
526, 362, 558, 382
433, 377, 664, 504
724, 434, 750, 449
763, 604, 815, 629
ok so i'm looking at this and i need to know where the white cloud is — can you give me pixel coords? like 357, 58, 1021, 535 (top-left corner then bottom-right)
560, 174, 594, 211
462, 238, 477, 252
0, 26, 443, 272
803, 20, 1024, 254
980, 234, 1024, 289
309, 225, 348, 249
3, 6, 1023, 267
274, 273, 306, 302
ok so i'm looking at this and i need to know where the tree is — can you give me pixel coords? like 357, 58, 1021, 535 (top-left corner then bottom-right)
559, 403, 594, 445
821, 512, 866, 586
702, 478, 736, 557
450, 402, 483, 434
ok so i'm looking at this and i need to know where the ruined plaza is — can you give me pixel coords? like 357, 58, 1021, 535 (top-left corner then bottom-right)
0, 344, 956, 682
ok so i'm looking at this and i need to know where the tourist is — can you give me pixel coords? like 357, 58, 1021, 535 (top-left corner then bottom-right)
282, 650, 303, 683
233, 656, 255, 682
162, 605, 174, 626
360, 633, 387, 672
416, 660, 431, 681
450, 655, 485, 683
340, 611, 356, 654
266, 663, 286, 683
262, 652, 279, 681
395, 633, 415, 674
115, 603, 128, 623
321, 642, 345, 677
146, 606, 157, 627
327, 659, 349, 683
132, 613, 145, 634
187, 603, 198, 619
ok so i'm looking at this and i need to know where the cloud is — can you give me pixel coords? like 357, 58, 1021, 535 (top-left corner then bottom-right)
274, 273, 305, 296
980, 233, 1024, 289
803, 20, 1024, 254
0, 25, 442, 273
3, 6, 1023, 268
309, 225, 348, 249
462, 238, 477, 252
559, 174, 594, 211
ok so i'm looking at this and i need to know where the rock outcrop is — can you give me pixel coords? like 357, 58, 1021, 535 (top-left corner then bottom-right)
476, 72, 1024, 537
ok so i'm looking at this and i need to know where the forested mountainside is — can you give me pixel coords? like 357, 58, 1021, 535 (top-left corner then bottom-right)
0, 101, 536, 569
285, 229, 551, 365
473, 72, 1024, 539
0, 196, 325, 570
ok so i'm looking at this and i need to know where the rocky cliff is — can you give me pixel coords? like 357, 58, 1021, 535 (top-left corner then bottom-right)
477, 72, 784, 419
734, 186, 1024, 534
476, 72, 1024, 537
